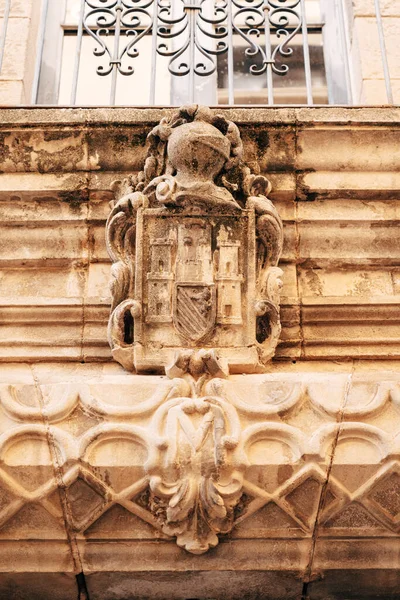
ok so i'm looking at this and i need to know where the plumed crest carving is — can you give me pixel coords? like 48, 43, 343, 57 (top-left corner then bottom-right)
106, 105, 283, 373
136, 105, 245, 199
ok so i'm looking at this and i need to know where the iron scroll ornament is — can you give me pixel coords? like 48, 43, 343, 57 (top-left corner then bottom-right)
81, 0, 303, 80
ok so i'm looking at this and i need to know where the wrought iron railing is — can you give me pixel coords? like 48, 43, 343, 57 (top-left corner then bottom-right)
73, 0, 318, 105
0, 0, 397, 106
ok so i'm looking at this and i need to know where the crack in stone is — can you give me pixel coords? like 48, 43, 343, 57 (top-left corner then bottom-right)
76, 571, 91, 600
294, 200, 304, 360
390, 270, 397, 295
292, 120, 305, 361
80, 186, 91, 363
302, 360, 355, 596
30, 365, 85, 576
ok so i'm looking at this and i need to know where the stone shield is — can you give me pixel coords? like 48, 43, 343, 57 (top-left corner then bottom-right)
173, 283, 216, 343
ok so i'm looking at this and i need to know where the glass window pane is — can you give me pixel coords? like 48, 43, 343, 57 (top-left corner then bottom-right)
217, 31, 328, 105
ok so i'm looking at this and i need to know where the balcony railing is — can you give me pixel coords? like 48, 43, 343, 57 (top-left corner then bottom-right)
0, 0, 398, 106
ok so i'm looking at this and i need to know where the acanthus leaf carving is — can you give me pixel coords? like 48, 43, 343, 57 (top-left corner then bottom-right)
144, 350, 247, 554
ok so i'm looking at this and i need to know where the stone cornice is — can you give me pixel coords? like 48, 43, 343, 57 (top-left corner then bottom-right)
1, 106, 400, 126
0, 108, 399, 363
0, 109, 399, 197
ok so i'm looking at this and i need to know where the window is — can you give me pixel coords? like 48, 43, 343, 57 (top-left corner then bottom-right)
35, 0, 351, 106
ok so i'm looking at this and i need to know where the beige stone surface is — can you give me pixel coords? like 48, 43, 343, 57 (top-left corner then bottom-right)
0, 0, 34, 105
353, 16, 400, 80
361, 78, 400, 104
0, 79, 23, 104
0, 106, 399, 597
349, 9, 400, 104
0, 17, 30, 80
0, 0, 32, 18
0, 108, 399, 364
0, 364, 399, 596
351, 0, 400, 18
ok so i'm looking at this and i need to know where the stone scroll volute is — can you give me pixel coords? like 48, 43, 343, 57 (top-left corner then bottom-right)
106, 105, 284, 374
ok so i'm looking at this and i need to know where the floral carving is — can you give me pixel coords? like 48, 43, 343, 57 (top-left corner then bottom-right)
145, 350, 246, 554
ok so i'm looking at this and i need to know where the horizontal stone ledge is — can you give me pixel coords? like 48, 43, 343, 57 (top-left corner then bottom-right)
79, 539, 400, 572
303, 337, 400, 346
2, 360, 399, 380
0, 232, 398, 267
0, 299, 397, 327
1, 106, 400, 127
301, 344, 400, 360
301, 171, 400, 198
2, 263, 399, 308
294, 258, 400, 268
0, 173, 90, 194
301, 296, 400, 306
1, 257, 398, 272
0, 567, 398, 600
1, 109, 400, 180
3, 194, 400, 223
301, 302, 400, 321
2, 343, 399, 363
2, 294, 399, 308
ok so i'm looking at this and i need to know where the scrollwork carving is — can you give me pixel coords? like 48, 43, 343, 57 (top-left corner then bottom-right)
145, 350, 246, 554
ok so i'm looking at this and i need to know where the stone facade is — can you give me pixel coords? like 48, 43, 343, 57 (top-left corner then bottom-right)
1, 2, 400, 597
0, 0, 35, 104
349, 0, 400, 103
0, 105, 399, 599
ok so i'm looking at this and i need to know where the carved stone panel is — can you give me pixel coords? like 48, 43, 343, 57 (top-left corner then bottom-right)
134, 210, 256, 371
107, 105, 283, 373
1, 370, 400, 560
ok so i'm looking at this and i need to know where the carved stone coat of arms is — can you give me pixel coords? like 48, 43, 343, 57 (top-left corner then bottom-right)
104, 106, 284, 554
107, 105, 283, 374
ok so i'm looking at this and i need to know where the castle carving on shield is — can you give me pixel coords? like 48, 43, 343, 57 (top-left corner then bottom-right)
147, 222, 243, 333
215, 226, 243, 325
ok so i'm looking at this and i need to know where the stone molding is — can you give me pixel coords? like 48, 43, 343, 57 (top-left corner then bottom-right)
0, 108, 399, 364
1, 370, 400, 561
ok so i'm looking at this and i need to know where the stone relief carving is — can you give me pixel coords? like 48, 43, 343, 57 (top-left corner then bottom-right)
103, 105, 286, 552
146, 350, 247, 554
106, 105, 283, 374
1, 379, 400, 556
